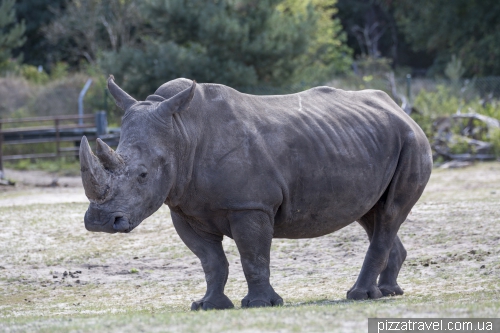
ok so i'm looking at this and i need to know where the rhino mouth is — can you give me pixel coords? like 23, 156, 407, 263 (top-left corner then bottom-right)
84, 210, 134, 233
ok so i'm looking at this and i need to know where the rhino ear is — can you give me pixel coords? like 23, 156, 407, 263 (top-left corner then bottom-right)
155, 80, 196, 118
107, 75, 137, 110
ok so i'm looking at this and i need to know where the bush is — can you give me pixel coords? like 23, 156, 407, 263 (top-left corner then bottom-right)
490, 128, 500, 158
0, 77, 37, 118
411, 84, 500, 138
20, 65, 50, 84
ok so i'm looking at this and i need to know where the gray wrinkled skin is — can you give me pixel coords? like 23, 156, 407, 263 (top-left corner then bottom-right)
81, 76, 432, 310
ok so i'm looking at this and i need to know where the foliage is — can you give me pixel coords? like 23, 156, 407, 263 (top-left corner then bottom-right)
353, 55, 391, 77
44, 0, 141, 66
20, 64, 50, 84
50, 62, 70, 80
335, 0, 434, 70
0, 70, 110, 124
80, 63, 117, 124
278, 0, 352, 82
99, 41, 238, 99
100, 0, 351, 98
0, 76, 36, 117
411, 83, 500, 139
0, 0, 26, 69
393, 0, 500, 76
489, 128, 500, 157
13, 0, 65, 68
413, 85, 461, 119
480, 101, 500, 121
448, 135, 473, 155
444, 55, 465, 82
408, 81, 500, 158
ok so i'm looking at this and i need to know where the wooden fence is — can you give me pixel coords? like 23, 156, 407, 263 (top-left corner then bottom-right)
0, 112, 117, 172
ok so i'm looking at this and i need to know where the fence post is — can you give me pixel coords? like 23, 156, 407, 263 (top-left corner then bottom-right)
406, 74, 412, 104
104, 89, 108, 113
55, 118, 60, 157
95, 111, 108, 138
78, 79, 93, 126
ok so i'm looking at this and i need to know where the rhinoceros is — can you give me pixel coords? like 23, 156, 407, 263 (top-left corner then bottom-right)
80, 75, 432, 310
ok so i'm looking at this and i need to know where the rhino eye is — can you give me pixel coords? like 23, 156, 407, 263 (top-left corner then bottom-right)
137, 167, 148, 183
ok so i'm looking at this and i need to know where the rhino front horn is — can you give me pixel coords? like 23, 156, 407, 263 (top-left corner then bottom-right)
80, 136, 110, 201
107, 74, 137, 110
96, 138, 124, 170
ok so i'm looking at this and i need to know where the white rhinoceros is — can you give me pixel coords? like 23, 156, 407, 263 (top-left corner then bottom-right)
80, 76, 432, 310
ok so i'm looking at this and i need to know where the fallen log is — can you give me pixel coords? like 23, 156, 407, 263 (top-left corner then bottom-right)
431, 113, 499, 162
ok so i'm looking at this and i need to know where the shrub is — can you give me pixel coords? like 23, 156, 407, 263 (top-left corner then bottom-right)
20, 65, 50, 84
489, 127, 500, 158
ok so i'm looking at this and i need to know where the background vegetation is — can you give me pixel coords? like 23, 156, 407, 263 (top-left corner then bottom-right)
1, 0, 500, 164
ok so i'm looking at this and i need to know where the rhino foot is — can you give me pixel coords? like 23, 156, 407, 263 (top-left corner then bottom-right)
346, 285, 383, 300
191, 294, 234, 311
378, 284, 404, 297
241, 292, 283, 308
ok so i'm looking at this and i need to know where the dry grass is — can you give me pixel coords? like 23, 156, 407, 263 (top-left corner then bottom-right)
0, 162, 499, 332
0, 77, 37, 117
0, 74, 105, 119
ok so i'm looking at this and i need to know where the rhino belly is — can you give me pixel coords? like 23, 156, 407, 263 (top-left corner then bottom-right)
272, 175, 387, 239
270, 138, 399, 239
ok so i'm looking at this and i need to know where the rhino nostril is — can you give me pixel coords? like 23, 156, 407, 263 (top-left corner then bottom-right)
113, 216, 130, 232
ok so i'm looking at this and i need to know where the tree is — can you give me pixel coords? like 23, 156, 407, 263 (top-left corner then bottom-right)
336, 0, 434, 71
278, 0, 352, 82
393, 0, 500, 76
44, 0, 141, 66
14, 0, 65, 68
337, 1, 396, 59
0, 0, 26, 68
101, 0, 352, 98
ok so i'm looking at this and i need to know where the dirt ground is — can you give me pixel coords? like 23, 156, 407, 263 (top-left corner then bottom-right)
0, 163, 499, 332
0, 169, 85, 207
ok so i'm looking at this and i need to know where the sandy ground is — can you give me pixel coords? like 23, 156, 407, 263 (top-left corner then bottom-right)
0, 163, 499, 331
0, 169, 86, 207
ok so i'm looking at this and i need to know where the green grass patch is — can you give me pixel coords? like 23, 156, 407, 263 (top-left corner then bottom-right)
4, 157, 81, 176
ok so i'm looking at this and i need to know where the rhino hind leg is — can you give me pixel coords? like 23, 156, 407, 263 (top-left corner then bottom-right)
348, 135, 431, 301
356, 216, 406, 297
229, 210, 283, 308
378, 236, 406, 296
348, 205, 409, 300
171, 210, 234, 311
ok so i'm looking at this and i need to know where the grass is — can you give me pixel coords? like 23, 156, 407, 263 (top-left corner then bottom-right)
0, 162, 499, 332
2, 293, 499, 333
4, 158, 81, 176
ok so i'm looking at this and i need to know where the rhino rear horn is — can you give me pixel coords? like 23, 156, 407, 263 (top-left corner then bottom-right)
156, 80, 196, 118
96, 138, 123, 171
80, 136, 110, 201
107, 74, 137, 110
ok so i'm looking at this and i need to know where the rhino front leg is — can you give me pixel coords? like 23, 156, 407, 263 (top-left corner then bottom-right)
171, 210, 234, 311
229, 210, 283, 308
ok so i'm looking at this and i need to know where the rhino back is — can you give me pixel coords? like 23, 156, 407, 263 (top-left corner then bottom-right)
175, 84, 427, 238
